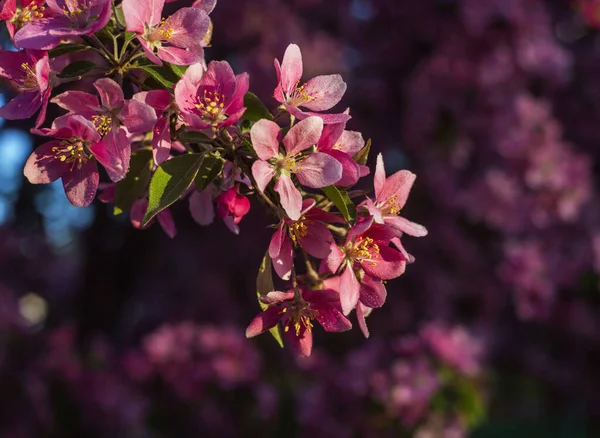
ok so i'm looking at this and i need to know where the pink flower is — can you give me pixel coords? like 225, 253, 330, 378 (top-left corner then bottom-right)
23, 114, 112, 206
14, 0, 111, 50
175, 60, 248, 130
326, 216, 407, 314
216, 185, 250, 235
274, 44, 350, 124
269, 198, 341, 280
122, 0, 210, 65
250, 117, 343, 220
362, 153, 428, 237
0, 0, 49, 40
133, 89, 173, 165
52, 78, 157, 180
246, 288, 352, 357
317, 119, 370, 186
0, 49, 51, 127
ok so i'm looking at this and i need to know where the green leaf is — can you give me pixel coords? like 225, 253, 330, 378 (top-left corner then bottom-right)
243, 92, 273, 122
167, 63, 189, 78
57, 60, 96, 78
321, 185, 357, 223
134, 65, 180, 89
194, 151, 224, 192
178, 130, 212, 144
113, 149, 153, 215
256, 251, 284, 348
353, 138, 371, 166
114, 5, 126, 28
48, 44, 90, 58
142, 153, 204, 226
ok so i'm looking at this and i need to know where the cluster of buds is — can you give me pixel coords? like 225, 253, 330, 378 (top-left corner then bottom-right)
0, 0, 426, 355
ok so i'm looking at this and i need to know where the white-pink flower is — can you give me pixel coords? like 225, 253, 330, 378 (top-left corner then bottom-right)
250, 117, 342, 220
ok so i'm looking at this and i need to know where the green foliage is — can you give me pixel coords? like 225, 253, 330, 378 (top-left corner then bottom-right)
142, 153, 205, 226
167, 63, 189, 78
321, 185, 357, 223
58, 61, 96, 78
113, 149, 153, 215
194, 151, 225, 192
353, 138, 372, 166
256, 251, 284, 348
243, 92, 273, 122
48, 44, 90, 59
134, 64, 180, 89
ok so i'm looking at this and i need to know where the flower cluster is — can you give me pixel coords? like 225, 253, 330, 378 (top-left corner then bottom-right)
0, 1, 426, 355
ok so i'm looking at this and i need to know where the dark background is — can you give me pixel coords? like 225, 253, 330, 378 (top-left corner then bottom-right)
0, 0, 599, 436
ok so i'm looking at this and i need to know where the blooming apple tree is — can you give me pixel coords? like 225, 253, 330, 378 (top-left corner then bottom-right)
0, 0, 427, 356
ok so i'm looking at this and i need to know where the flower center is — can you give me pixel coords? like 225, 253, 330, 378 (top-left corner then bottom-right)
287, 81, 317, 107
52, 137, 91, 171
62, 0, 88, 18
155, 17, 174, 41
281, 301, 319, 336
194, 89, 226, 123
19, 62, 38, 91
382, 194, 402, 215
92, 115, 112, 136
288, 217, 309, 245
346, 237, 380, 265
11, 3, 45, 25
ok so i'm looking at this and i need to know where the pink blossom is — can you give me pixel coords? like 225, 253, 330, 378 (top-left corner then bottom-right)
216, 185, 250, 235
250, 117, 342, 220
269, 198, 341, 280
420, 324, 483, 376
122, 0, 210, 65
0, 0, 49, 40
52, 78, 157, 180
23, 114, 110, 206
246, 288, 352, 357
14, 0, 111, 50
175, 60, 248, 130
0, 49, 51, 127
326, 216, 407, 315
317, 119, 370, 186
274, 43, 349, 124
363, 153, 428, 238
133, 89, 173, 164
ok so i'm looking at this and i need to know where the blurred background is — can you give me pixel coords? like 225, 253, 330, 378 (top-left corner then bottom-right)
1, 0, 600, 436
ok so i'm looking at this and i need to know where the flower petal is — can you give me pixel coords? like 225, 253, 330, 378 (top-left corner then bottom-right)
359, 275, 387, 308
0, 91, 41, 120
326, 242, 345, 273
378, 169, 416, 209
157, 209, 177, 238
383, 215, 428, 237
122, 0, 164, 32
251, 160, 275, 193
298, 221, 333, 259
302, 74, 347, 111
274, 173, 302, 220
295, 152, 342, 188
246, 306, 282, 338
94, 78, 124, 110
61, 159, 99, 207
268, 222, 285, 259
151, 116, 171, 165
279, 44, 303, 97
51, 90, 100, 117
120, 99, 157, 133
272, 230, 293, 280
339, 265, 360, 315
283, 116, 323, 156
189, 189, 214, 226
313, 303, 352, 333
23, 141, 68, 184
361, 245, 406, 280
250, 119, 280, 160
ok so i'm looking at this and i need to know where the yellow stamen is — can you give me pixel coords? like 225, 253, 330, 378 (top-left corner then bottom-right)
194, 89, 227, 125
91, 115, 112, 136
288, 217, 310, 246
52, 137, 91, 171
347, 237, 380, 266
11, 3, 45, 25
287, 80, 318, 107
